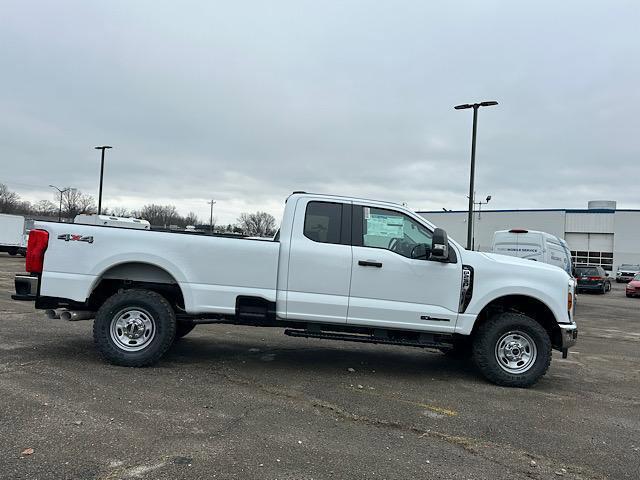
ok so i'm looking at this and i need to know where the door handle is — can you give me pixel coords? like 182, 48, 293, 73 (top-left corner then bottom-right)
358, 260, 382, 268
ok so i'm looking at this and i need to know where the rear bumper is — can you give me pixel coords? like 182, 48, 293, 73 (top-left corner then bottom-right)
11, 274, 38, 301
577, 283, 603, 291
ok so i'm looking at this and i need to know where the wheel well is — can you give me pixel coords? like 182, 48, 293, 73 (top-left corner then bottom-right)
88, 262, 185, 312
471, 295, 560, 345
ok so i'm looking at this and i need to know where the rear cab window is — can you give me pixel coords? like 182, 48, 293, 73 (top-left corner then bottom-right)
303, 201, 351, 245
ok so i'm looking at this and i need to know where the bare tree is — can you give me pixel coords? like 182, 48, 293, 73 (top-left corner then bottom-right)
184, 211, 200, 226
0, 183, 20, 213
62, 189, 96, 219
136, 204, 181, 227
34, 199, 57, 216
237, 211, 277, 237
109, 206, 131, 217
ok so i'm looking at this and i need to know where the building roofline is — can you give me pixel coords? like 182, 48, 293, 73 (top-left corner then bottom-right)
418, 208, 640, 214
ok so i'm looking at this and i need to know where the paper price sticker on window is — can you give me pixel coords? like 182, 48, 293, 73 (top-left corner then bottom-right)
367, 214, 404, 237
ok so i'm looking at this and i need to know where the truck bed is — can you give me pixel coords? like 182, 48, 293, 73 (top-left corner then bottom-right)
36, 222, 280, 315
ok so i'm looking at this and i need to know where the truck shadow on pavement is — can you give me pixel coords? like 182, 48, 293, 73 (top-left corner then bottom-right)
162, 335, 481, 383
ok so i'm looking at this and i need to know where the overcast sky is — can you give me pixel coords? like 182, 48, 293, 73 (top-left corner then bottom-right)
1, 1, 638, 224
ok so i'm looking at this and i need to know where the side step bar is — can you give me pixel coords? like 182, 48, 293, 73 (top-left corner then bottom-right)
284, 328, 451, 349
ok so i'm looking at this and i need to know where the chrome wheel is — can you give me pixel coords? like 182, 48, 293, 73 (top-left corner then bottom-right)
110, 308, 156, 352
494, 331, 537, 374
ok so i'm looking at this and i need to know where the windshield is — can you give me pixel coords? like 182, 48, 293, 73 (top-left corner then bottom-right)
576, 267, 599, 276
620, 264, 640, 270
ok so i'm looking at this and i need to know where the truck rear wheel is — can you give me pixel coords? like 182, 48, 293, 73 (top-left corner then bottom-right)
93, 289, 176, 367
472, 312, 551, 388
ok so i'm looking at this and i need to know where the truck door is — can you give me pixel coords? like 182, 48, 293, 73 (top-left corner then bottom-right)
347, 204, 461, 333
284, 199, 353, 323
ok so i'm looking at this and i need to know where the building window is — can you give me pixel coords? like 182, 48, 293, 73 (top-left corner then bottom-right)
571, 250, 613, 271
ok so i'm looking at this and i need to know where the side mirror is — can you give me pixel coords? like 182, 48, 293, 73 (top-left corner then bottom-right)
411, 243, 429, 260
605, 272, 610, 277
429, 228, 449, 262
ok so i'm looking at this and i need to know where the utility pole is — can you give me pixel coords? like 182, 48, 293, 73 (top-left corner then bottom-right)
49, 185, 70, 222
454, 101, 498, 249
208, 200, 216, 233
94, 145, 112, 215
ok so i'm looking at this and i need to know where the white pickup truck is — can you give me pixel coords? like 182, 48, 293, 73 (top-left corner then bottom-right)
13, 192, 577, 387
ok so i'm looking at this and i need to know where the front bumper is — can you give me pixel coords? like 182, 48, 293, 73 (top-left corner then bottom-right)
12, 274, 38, 301
617, 275, 635, 282
558, 323, 578, 358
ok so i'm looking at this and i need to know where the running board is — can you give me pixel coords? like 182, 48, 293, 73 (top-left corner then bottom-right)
284, 329, 451, 349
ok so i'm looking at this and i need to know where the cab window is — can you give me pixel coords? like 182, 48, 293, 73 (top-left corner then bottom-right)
358, 206, 432, 258
304, 201, 351, 245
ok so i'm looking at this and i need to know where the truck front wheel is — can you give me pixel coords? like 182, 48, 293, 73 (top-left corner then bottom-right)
472, 312, 551, 387
93, 289, 176, 367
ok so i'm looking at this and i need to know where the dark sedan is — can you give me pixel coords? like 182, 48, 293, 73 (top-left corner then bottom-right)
575, 266, 611, 294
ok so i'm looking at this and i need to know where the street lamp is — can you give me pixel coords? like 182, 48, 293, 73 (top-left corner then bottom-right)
207, 199, 216, 233
94, 145, 112, 215
470, 194, 491, 251
476, 195, 492, 220
49, 185, 70, 222
454, 101, 498, 249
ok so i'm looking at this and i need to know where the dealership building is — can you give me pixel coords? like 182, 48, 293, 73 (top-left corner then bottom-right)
418, 201, 640, 272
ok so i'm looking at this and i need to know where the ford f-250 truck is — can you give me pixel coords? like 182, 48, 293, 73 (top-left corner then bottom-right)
12, 192, 577, 387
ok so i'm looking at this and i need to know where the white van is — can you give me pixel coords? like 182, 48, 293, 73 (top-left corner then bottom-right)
491, 229, 573, 275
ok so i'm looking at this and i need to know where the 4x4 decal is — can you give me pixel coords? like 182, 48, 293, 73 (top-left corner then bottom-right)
57, 234, 94, 244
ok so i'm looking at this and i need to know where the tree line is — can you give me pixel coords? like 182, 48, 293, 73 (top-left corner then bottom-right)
0, 183, 277, 237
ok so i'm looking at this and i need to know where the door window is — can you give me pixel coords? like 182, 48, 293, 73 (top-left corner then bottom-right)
359, 206, 432, 258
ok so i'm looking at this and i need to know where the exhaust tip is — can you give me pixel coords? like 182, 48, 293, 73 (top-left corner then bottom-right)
45, 309, 60, 320
60, 311, 72, 321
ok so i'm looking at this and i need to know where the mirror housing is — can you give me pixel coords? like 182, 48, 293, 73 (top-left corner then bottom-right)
411, 243, 429, 260
429, 228, 449, 262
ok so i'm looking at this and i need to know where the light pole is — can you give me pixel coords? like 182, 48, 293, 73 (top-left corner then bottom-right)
94, 145, 112, 215
49, 185, 70, 222
454, 101, 498, 249
208, 199, 216, 233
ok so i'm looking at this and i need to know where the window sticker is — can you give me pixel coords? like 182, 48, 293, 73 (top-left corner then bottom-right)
367, 214, 404, 237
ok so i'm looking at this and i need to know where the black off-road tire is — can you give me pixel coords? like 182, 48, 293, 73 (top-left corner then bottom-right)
175, 323, 196, 339
93, 289, 176, 367
472, 312, 552, 388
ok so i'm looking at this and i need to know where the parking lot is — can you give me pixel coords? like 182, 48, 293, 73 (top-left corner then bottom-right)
0, 253, 638, 480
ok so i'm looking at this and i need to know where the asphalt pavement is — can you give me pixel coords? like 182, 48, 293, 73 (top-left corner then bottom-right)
0, 253, 638, 479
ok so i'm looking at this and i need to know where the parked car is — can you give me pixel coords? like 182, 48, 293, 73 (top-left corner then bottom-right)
12, 192, 577, 387
616, 264, 640, 283
625, 274, 640, 298
575, 265, 611, 294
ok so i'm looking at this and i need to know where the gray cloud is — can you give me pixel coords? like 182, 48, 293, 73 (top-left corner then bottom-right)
1, 1, 638, 224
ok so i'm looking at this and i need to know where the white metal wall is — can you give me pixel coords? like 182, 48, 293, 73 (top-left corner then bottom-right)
565, 212, 614, 233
